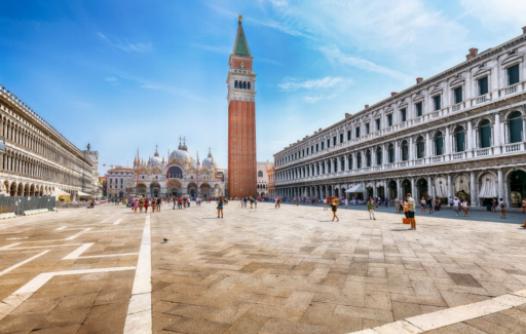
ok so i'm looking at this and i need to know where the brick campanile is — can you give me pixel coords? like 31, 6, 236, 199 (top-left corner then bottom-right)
227, 15, 257, 198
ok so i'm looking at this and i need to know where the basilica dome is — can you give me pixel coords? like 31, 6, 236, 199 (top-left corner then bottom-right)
169, 149, 191, 163
202, 150, 215, 169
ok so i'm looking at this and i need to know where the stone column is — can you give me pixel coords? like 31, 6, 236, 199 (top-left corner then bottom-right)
344, 154, 349, 171
409, 137, 414, 162
497, 169, 504, 200
447, 174, 453, 199
425, 132, 431, 158
411, 177, 417, 199
395, 142, 400, 162
467, 120, 473, 152
396, 179, 402, 199
445, 126, 451, 158
427, 176, 434, 198
469, 171, 477, 206
494, 113, 501, 153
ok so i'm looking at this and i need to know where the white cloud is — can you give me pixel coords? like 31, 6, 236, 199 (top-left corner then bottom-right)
278, 76, 348, 91
460, 0, 526, 27
319, 46, 411, 82
97, 32, 152, 53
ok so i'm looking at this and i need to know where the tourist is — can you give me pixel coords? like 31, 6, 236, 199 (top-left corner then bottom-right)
499, 198, 507, 219
249, 196, 254, 209
420, 197, 427, 214
274, 196, 281, 208
491, 198, 498, 212
177, 197, 183, 209
453, 197, 460, 216
139, 196, 144, 213
367, 197, 376, 220
522, 198, 526, 214
172, 196, 176, 210
144, 197, 149, 213
406, 193, 416, 230
330, 196, 340, 222
461, 200, 469, 216
133, 198, 138, 213
151, 198, 157, 213
217, 196, 224, 218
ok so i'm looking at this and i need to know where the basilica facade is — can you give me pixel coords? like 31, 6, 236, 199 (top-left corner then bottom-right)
106, 140, 225, 199
274, 27, 526, 209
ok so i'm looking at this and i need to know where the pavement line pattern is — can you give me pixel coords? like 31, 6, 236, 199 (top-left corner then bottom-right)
64, 227, 92, 240
0, 242, 21, 250
0, 266, 135, 321
113, 218, 123, 225
0, 250, 49, 276
348, 289, 526, 334
123, 214, 152, 334
55, 225, 67, 231
63, 242, 138, 260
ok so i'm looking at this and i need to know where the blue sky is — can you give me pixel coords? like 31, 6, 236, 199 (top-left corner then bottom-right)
1, 0, 524, 173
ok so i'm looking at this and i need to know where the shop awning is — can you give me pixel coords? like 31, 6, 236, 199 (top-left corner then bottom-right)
346, 184, 364, 193
52, 188, 70, 197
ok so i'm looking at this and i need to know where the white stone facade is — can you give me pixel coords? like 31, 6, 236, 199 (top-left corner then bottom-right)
0, 86, 97, 198
274, 28, 526, 208
106, 143, 225, 199
256, 161, 272, 196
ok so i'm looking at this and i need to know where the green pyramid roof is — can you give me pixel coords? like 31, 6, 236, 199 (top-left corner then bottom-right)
233, 15, 251, 57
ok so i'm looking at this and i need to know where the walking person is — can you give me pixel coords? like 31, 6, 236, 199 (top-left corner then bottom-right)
330, 197, 340, 222
461, 200, 469, 216
157, 197, 162, 212
453, 197, 460, 216
367, 197, 376, 220
217, 196, 224, 218
151, 198, 157, 213
144, 198, 149, 213
406, 193, 416, 230
139, 196, 144, 213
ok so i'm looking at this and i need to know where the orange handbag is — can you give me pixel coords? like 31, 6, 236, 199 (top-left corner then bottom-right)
402, 218, 410, 224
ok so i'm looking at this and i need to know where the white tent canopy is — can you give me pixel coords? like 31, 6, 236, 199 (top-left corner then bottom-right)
479, 173, 497, 198
434, 177, 448, 198
346, 184, 364, 193
52, 188, 69, 196
77, 191, 92, 198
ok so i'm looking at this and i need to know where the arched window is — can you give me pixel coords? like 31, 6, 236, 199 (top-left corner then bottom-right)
454, 126, 465, 152
166, 166, 183, 179
416, 136, 425, 159
348, 155, 353, 170
376, 147, 382, 165
479, 119, 492, 148
357, 153, 362, 168
401, 140, 409, 161
388, 143, 395, 163
247, 82, 251, 90
366, 150, 371, 167
508, 111, 523, 143
434, 131, 444, 156
242, 81, 247, 89
327, 159, 331, 173
340, 156, 345, 171
234, 80, 239, 88
258, 170, 263, 177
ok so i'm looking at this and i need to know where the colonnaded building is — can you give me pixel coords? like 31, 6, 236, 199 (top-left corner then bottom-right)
0, 85, 99, 199
274, 27, 526, 208
105, 140, 225, 200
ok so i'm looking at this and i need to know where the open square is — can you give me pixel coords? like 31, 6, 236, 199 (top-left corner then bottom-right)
0, 203, 525, 333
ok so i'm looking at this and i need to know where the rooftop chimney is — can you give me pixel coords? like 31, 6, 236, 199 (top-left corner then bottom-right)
523, 26, 526, 34
466, 47, 478, 61
416, 77, 423, 84
364, 104, 369, 109
390, 91, 397, 97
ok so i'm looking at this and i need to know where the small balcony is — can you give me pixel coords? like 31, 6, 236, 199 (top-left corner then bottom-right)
504, 142, 523, 153
504, 84, 518, 95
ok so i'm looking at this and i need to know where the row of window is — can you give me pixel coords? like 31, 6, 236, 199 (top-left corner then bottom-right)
234, 80, 251, 90
277, 64, 522, 166
277, 112, 524, 181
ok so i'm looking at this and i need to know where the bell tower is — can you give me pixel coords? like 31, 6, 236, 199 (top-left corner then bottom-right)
227, 15, 257, 198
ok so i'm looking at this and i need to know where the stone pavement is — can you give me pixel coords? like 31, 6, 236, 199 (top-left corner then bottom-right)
0, 202, 525, 333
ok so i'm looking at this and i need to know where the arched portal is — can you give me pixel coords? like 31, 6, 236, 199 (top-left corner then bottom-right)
200, 183, 211, 199
388, 180, 397, 200
136, 183, 147, 196
416, 178, 428, 200
17, 183, 23, 196
401, 179, 411, 197
187, 182, 198, 199
150, 182, 161, 198
509, 170, 526, 207
166, 179, 182, 196
10, 182, 16, 197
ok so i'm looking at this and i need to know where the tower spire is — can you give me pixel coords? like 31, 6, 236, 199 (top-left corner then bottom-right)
232, 14, 251, 57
